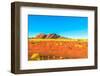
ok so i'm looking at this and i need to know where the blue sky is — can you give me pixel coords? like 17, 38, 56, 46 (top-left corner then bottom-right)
28, 15, 88, 39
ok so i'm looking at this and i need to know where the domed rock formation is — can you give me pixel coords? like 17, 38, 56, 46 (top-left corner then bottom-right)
35, 33, 63, 39
35, 33, 47, 39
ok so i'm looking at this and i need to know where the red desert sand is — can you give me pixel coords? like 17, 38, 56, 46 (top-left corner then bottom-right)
28, 39, 88, 60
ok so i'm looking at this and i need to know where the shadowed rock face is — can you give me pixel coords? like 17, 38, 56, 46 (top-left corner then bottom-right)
34, 33, 64, 39
45, 34, 60, 38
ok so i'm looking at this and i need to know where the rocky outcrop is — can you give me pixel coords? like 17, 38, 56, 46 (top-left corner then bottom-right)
45, 34, 60, 39
35, 33, 47, 39
34, 33, 66, 39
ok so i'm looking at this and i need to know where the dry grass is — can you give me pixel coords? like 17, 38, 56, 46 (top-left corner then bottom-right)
28, 38, 87, 42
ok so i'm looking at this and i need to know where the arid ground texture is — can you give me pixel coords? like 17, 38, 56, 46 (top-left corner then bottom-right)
28, 34, 88, 61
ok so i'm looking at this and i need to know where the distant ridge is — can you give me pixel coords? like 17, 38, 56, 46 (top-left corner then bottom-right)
33, 33, 69, 39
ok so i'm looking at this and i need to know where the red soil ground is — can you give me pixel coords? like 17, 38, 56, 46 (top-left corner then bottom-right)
28, 39, 88, 60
